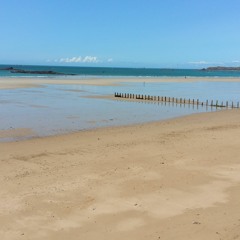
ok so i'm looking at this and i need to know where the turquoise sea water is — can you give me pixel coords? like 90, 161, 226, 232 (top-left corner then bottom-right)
1, 64, 240, 77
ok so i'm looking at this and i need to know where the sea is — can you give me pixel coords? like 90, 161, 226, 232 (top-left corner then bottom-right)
1, 64, 240, 142
1, 64, 240, 78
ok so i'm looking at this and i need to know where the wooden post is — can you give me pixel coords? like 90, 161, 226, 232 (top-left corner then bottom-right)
211, 100, 213, 106
226, 101, 228, 108
238, 102, 239, 108
158, 96, 160, 101
197, 99, 199, 105
216, 100, 218, 107
206, 100, 208, 106
193, 99, 194, 105
232, 101, 234, 108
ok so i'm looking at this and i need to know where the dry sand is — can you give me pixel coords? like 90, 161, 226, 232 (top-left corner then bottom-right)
1, 109, 240, 240
1, 76, 240, 89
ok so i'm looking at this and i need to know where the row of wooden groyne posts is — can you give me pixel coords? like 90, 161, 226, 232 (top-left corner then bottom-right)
114, 92, 240, 109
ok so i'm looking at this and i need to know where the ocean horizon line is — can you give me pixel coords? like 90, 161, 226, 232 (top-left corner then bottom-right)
1, 64, 240, 78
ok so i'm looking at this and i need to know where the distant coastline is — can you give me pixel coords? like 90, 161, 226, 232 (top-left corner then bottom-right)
202, 66, 240, 71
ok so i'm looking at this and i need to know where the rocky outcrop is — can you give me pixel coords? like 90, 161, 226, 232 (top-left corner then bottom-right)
202, 66, 240, 71
0, 67, 76, 75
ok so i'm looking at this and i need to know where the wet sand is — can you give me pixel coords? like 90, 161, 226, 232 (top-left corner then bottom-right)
1, 109, 240, 239
1, 76, 240, 89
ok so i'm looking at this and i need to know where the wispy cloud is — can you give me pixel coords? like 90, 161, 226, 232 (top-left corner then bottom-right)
47, 56, 114, 65
188, 61, 224, 66
54, 56, 100, 63
232, 60, 240, 63
188, 61, 211, 65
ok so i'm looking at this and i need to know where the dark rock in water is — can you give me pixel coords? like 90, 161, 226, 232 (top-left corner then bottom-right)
202, 66, 240, 71
11, 69, 63, 75
0, 67, 15, 71
0, 67, 76, 75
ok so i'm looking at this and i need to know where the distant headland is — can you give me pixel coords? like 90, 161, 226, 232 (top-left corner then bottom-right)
0, 67, 76, 75
202, 66, 240, 71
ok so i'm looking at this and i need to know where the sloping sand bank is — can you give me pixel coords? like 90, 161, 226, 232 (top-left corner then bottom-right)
1, 110, 240, 240
1, 76, 240, 89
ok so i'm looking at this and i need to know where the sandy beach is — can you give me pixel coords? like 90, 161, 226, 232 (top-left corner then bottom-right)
1, 101, 240, 239
1, 77, 240, 239
1, 76, 240, 90
2, 0, 240, 238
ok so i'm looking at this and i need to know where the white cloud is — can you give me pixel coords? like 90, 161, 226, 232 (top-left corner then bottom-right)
56, 56, 99, 63
47, 56, 114, 64
188, 61, 210, 65
232, 60, 240, 63
188, 61, 225, 66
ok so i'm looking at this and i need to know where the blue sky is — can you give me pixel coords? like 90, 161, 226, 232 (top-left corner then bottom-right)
0, 0, 240, 68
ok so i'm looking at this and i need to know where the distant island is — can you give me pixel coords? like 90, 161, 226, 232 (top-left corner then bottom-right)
0, 67, 76, 75
202, 66, 240, 71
